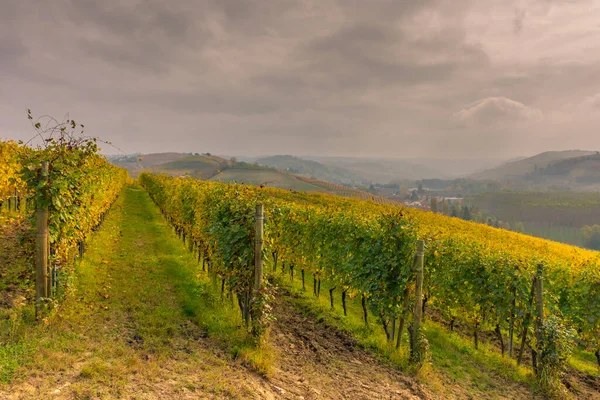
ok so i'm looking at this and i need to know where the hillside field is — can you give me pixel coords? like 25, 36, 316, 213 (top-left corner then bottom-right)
210, 168, 325, 192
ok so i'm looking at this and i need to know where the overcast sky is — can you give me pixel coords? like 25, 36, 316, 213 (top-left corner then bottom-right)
1, 0, 600, 159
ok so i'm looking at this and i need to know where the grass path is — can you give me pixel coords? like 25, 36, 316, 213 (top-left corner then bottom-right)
0, 185, 276, 399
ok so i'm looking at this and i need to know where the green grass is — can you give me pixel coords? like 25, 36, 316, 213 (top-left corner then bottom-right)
569, 348, 599, 377
0, 185, 266, 398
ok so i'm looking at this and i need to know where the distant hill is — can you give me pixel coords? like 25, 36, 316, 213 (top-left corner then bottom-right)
303, 156, 449, 183
470, 150, 597, 181
152, 155, 231, 179
525, 152, 600, 189
255, 155, 358, 184
210, 166, 325, 192
109, 152, 230, 178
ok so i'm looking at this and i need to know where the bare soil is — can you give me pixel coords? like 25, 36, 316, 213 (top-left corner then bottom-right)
265, 289, 431, 400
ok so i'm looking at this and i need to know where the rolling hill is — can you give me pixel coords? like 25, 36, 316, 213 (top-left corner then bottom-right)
151, 154, 231, 179
255, 155, 359, 184
470, 150, 597, 181
210, 167, 325, 191
303, 156, 450, 183
108, 153, 231, 178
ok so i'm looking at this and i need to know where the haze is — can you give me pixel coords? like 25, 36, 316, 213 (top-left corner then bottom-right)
1, 0, 600, 159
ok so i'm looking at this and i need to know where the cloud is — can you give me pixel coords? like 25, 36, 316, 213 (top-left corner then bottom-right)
1, 0, 600, 159
454, 97, 543, 125
582, 93, 600, 111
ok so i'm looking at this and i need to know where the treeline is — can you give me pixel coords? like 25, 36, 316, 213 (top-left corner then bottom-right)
467, 191, 600, 247
429, 197, 525, 233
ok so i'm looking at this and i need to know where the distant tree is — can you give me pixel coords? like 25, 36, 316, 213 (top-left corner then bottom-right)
368, 183, 377, 195
450, 204, 459, 217
514, 221, 525, 233
486, 216, 495, 226
582, 225, 600, 250
461, 206, 472, 221
494, 219, 500, 228
417, 183, 424, 194
230, 157, 237, 163
442, 200, 449, 215
400, 186, 410, 198
410, 190, 419, 201
430, 198, 438, 213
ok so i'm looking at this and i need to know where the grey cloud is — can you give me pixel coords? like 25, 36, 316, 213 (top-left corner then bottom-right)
68, 0, 192, 40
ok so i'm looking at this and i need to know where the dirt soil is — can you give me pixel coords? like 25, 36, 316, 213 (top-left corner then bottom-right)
265, 289, 431, 400
0, 216, 34, 311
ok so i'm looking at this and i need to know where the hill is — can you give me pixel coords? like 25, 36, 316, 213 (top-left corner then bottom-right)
210, 166, 326, 191
255, 155, 359, 184
151, 154, 231, 179
109, 153, 231, 178
304, 156, 450, 183
470, 150, 596, 181
529, 152, 600, 187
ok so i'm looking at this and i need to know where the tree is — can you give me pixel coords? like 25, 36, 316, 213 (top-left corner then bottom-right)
368, 184, 377, 195
400, 186, 410, 198
582, 225, 600, 250
461, 205, 472, 221
514, 221, 525, 233
442, 199, 449, 215
450, 204, 459, 217
430, 198, 438, 213
410, 190, 419, 201
417, 183, 424, 194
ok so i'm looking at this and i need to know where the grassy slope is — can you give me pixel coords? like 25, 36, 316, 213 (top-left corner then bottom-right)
211, 168, 325, 192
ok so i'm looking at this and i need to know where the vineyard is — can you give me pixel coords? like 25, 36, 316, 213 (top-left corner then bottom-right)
0, 131, 128, 311
140, 172, 600, 396
293, 175, 398, 205
2, 136, 600, 397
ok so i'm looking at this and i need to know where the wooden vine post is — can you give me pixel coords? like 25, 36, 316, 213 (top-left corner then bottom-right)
410, 240, 427, 364
534, 263, 544, 374
35, 161, 49, 316
517, 272, 537, 365
252, 204, 264, 336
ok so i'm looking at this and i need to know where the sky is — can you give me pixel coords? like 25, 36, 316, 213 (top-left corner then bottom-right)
1, 0, 600, 159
